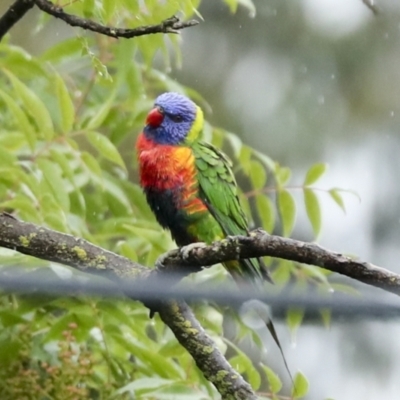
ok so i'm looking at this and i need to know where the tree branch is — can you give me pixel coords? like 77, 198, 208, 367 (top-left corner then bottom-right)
157, 300, 257, 400
1, 211, 399, 296
0, 213, 257, 400
0, 0, 34, 41
0, 0, 198, 42
0, 212, 148, 279
158, 229, 400, 296
33, 0, 199, 38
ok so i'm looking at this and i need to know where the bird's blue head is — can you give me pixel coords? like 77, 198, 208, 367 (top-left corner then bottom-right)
143, 92, 204, 145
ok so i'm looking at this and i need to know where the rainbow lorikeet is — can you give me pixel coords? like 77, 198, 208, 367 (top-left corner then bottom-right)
136, 92, 272, 286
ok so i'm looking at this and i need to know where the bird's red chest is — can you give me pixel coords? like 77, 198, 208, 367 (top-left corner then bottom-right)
136, 133, 195, 191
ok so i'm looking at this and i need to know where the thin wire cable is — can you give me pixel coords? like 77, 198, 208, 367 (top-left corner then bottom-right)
0, 268, 399, 318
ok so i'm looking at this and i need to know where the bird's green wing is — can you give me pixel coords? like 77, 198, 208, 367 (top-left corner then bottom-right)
193, 140, 270, 282
193, 140, 248, 236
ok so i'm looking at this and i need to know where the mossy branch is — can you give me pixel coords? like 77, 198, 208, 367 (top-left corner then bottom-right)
0, 213, 257, 400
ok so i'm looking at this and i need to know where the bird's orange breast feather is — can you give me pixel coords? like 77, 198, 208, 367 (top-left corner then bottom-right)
136, 133, 206, 214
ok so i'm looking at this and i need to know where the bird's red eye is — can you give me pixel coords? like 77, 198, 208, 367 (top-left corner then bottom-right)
146, 107, 164, 127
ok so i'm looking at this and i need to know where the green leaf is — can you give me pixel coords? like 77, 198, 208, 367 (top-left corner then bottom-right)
229, 353, 261, 390
238, 145, 252, 174
81, 151, 103, 182
37, 158, 70, 212
255, 194, 275, 233
278, 189, 296, 236
319, 309, 331, 328
40, 37, 82, 62
114, 334, 184, 380
292, 371, 309, 398
260, 364, 282, 393
276, 165, 291, 186
0, 338, 21, 365
97, 301, 149, 343
86, 131, 126, 170
150, 383, 208, 400
0, 131, 26, 151
300, 264, 330, 284
224, 0, 239, 13
116, 377, 175, 396
0, 196, 40, 222
0, 44, 47, 78
272, 259, 293, 284
0, 145, 17, 166
69, 190, 86, 217
304, 163, 327, 186
0, 88, 36, 149
55, 73, 75, 133
103, 176, 132, 214
225, 132, 243, 157
4, 69, 54, 139
40, 192, 67, 231
249, 160, 267, 190
0, 311, 27, 327
137, 34, 166, 68
118, 241, 138, 262
50, 149, 75, 182
286, 307, 304, 340
253, 150, 275, 170
304, 189, 321, 237
85, 90, 116, 130
124, 225, 169, 251
329, 189, 346, 213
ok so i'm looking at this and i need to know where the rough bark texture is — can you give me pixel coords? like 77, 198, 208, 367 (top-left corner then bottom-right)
158, 300, 257, 400
158, 229, 400, 296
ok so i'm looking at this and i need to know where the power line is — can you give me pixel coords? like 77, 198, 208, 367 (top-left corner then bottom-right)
0, 268, 399, 319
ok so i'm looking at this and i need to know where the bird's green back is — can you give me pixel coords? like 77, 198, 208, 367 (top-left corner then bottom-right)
192, 140, 271, 284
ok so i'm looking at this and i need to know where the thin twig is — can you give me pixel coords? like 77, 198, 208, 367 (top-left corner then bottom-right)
34, 0, 199, 38
0, 0, 199, 41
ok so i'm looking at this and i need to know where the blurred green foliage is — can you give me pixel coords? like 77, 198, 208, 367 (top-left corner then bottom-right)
0, 0, 346, 398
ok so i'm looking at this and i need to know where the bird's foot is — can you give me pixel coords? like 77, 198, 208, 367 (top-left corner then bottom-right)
180, 242, 207, 260
155, 248, 179, 269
